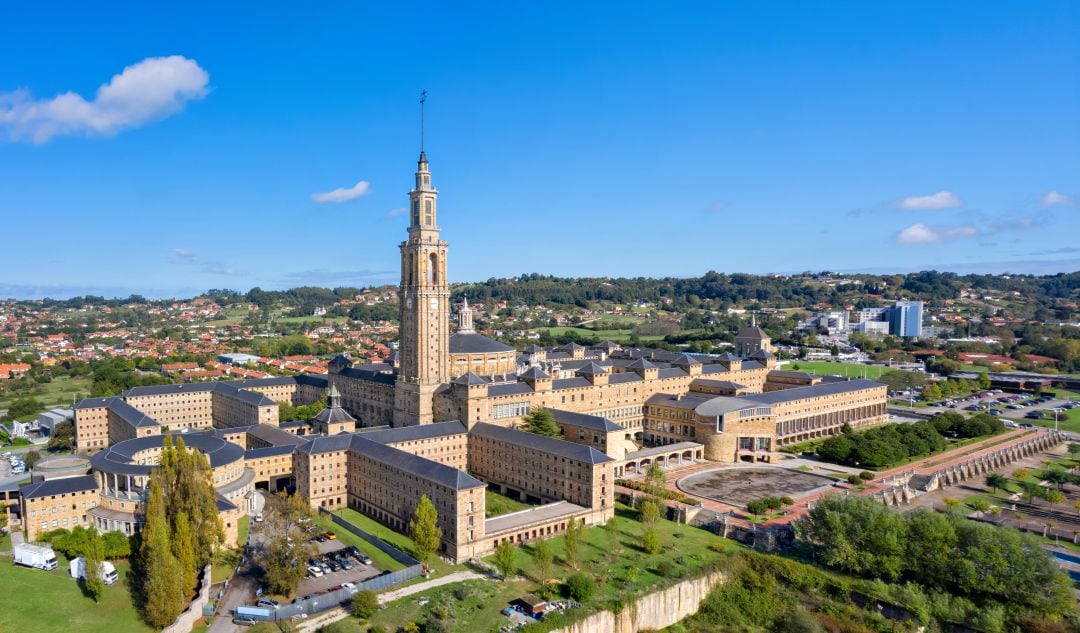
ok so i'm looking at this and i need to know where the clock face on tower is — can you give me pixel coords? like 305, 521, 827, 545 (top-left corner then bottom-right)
405, 298, 413, 309
429, 298, 439, 310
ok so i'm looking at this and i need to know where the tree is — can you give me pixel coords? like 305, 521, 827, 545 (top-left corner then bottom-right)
171, 512, 196, 595
351, 590, 379, 620
47, 420, 75, 452
521, 407, 560, 437
563, 517, 582, 569
23, 450, 42, 469
1043, 468, 1070, 490
152, 436, 224, 570
256, 493, 318, 596
493, 539, 518, 579
969, 498, 991, 513
532, 539, 554, 582
83, 527, 106, 602
643, 461, 667, 497
978, 372, 991, 390
923, 383, 942, 401
565, 572, 596, 602
1013, 468, 1031, 480
985, 473, 1007, 493
1068, 443, 1080, 457
639, 499, 661, 530
409, 494, 442, 564
796, 495, 907, 581
139, 479, 185, 628
1045, 489, 1067, 506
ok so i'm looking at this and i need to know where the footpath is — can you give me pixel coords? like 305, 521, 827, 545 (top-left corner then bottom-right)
296, 570, 486, 633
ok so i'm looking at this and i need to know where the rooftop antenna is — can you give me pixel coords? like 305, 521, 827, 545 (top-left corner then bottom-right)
419, 89, 428, 153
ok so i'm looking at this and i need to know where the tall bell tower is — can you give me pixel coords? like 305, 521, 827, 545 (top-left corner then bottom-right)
393, 150, 450, 426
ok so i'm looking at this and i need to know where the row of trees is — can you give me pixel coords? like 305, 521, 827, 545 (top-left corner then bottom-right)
135, 437, 224, 628
816, 413, 1003, 468
797, 495, 1074, 620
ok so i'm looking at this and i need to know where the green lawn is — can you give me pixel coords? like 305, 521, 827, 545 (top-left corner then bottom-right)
485, 489, 535, 518
1028, 390, 1080, 433
318, 509, 434, 574
211, 548, 241, 585
275, 315, 349, 326
779, 360, 887, 379
0, 374, 94, 410
538, 326, 666, 343
237, 514, 250, 546
0, 558, 153, 633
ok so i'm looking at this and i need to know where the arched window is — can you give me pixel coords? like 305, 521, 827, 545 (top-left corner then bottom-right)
429, 253, 438, 284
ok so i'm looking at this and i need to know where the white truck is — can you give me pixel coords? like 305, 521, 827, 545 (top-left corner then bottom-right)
13, 543, 59, 570
69, 557, 118, 585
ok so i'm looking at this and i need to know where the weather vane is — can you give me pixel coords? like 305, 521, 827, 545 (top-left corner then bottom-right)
420, 90, 427, 152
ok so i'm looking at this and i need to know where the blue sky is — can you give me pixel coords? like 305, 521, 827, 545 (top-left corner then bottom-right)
1, 2, 1077, 299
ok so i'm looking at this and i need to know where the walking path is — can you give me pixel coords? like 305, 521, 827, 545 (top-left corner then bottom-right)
296, 570, 486, 633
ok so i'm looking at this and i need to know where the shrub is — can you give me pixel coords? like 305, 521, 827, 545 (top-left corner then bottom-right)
779, 496, 795, 506
642, 529, 661, 555
351, 589, 379, 620
656, 560, 676, 577
746, 499, 770, 516
566, 572, 597, 602
846, 474, 861, 485
859, 471, 874, 481
763, 496, 784, 511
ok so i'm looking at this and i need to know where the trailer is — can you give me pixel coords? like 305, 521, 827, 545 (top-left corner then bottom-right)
69, 557, 118, 585
13, 543, 58, 571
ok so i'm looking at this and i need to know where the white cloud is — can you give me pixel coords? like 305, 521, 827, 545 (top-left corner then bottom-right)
382, 207, 407, 220
898, 191, 963, 210
311, 181, 372, 203
1041, 190, 1072, 206
0, 55, 209, 144
896, 223, 979, 245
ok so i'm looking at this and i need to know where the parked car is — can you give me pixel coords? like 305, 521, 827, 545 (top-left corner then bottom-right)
256, 598, 280, 609
233, 616, 258, 626
307, 565, 323, 577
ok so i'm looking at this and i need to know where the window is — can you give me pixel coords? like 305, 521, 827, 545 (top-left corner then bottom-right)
412, 200, 420, 224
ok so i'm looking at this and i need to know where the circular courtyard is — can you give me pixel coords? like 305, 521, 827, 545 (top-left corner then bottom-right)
676, 466, 836, 507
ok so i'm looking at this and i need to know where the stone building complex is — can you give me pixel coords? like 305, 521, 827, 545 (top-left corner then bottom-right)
17, 150, 887, 560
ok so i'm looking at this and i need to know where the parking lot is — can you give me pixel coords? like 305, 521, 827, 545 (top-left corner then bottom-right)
294, 538, 383, 596
924, 389, 1079, 424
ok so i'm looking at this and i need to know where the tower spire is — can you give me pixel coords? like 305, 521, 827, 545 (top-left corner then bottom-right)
419, 89, 427, 155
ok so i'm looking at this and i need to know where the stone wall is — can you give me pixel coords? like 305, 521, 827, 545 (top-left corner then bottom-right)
547, 570, 726, 633
161, 564, 212, 633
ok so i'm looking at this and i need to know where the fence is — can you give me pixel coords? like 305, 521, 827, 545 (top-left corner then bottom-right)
255, 511, 424, 622
161, 564, 213, 633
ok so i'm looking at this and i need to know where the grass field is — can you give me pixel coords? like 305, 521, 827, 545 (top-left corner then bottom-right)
276, 315, 349, 326
0, 374, 93, 410
778, 360, 888, 379
0, 554, 152, 633
485, 489, 535, 518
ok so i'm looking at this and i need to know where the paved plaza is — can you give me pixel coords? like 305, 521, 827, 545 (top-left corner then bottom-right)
676, 466, 836, 507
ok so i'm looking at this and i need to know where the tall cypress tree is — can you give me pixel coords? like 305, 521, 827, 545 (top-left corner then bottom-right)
409, 495, 442, 564
171, 511, 197, 595
141, 479, 184, 628
83, 527, 106, 602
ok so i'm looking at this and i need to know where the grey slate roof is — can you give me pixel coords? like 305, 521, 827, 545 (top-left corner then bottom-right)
656, 368, 687, 379
744, 378, 883, 405
488, 382, 534, 397
348, 435, 485, 490
693, 396, 758, 417
312, 403, 356, 425
449, 332, 514, 354
452, 372, 488, 386
607, 372, 643, 385
750, 349, 775, 360
575, 362, 608, 376
767, 370, 817, 379
714, 353, 741, 362
690, 378, 746, 390
73, 396, 119, 410
625, 358, 657, 370
247, 424, 306, 447
646, 393, 711, 410
329, 354, 352, 367
357, 420, 468, 445
20, 474, 98, 499
736, 325, 770, 340
548, 408, 623, 432
340, 366, 396, 384
551, 377, 592, 390
670, 354, 703, 367
296, 433, 355, 455
107, 399, 160, 428
245, 445, 297, 459
519, 366, 549, 380
741, 361, 765, 370
470, 423, 614, 464
91, 431, 245, 475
